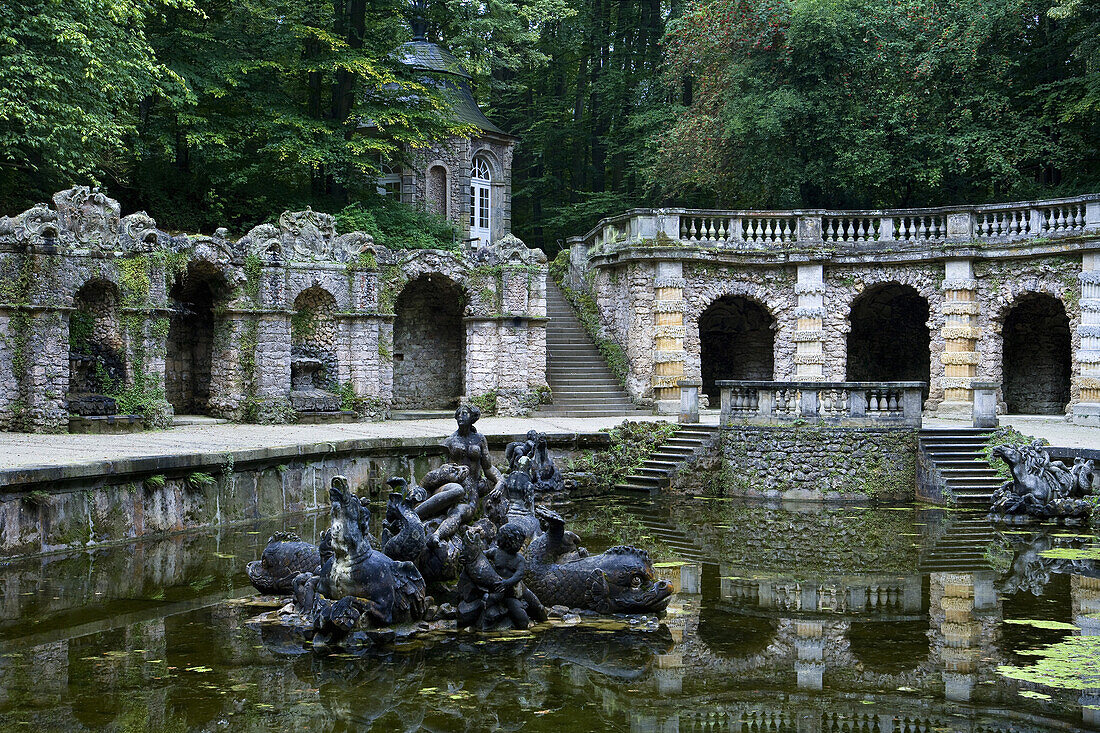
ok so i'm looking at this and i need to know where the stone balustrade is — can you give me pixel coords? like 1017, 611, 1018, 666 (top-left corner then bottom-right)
717, 380, 925, 427
573, 194, 1100, 251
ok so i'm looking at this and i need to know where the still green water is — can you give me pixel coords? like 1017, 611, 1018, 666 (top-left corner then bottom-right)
1, 496, 1098, 732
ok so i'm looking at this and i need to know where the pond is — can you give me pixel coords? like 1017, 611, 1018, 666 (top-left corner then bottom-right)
1, 495, 1098, 732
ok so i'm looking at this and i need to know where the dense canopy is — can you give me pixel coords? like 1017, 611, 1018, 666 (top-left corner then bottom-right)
1, 0, 1098, 249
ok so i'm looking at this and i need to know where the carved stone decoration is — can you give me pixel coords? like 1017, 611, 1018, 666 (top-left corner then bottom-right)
525, 508, 674, 614
239, 223, 283, 262
466, 232, 546, 266
280, 208, 339, 262
336, 231, 374, 263
13, 204, 61, 246
53, 187, 120, 250
989, 442, 1095, 519
119, 212, 161, 253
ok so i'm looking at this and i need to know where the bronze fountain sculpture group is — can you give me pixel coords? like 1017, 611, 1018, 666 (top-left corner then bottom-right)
245, 405, 673, 649
988, 441, 1095, 520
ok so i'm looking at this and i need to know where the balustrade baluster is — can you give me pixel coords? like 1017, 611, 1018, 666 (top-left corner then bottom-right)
679, 218, 688, 240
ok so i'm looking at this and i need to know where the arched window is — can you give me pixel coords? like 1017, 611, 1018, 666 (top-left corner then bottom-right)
470, 156, 492, 244
377, 164, 401, 197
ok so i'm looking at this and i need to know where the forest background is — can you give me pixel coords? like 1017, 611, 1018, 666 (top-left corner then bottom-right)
2, 0, 1098, 251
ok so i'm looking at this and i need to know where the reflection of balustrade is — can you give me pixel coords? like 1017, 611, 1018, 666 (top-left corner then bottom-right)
575, 195, 1100, 253
717, 380, 924, 427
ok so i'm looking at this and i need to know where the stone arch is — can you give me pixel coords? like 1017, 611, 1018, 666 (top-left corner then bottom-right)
392, 274, 466, 409
291, 285, 340, 393
166, 262, 232, 415
67, 279, 126, 416
846, 282, 931, 400
698, 294, 776, 405
1001, 293, 1071, 414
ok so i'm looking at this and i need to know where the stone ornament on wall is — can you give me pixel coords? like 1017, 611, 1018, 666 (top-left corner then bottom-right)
53, 187, 120, 250
120, 212, 162, 253
12, 204, 61, 247
466, 233, 547, 266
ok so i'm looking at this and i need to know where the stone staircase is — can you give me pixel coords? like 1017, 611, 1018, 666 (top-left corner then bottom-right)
919, 513, 999, 572
539, 282, 644, 418
615, 424, 721, 493
629, 503, 710, 562
919, 428, 1001, 506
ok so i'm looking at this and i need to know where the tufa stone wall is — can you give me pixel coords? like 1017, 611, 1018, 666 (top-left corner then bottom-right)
714, 425, 918, 501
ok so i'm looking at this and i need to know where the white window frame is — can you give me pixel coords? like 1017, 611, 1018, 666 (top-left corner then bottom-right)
377, 164, 401, 197
470, 156, 492, 245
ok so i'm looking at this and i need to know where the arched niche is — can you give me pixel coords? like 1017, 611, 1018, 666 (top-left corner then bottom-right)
291, 286, 339, 393
67, 279, 125, 415
1002, 293, 1070, 414
392, 274, 465, 409
166, 263, 231, 415
847, 282, 930, 400
699, 295, 776, 405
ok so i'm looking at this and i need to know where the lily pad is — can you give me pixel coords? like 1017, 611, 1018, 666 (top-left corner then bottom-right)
1038, 547, 1100, 561
997, 635, 1100, 690
1018, 690, 1052, 700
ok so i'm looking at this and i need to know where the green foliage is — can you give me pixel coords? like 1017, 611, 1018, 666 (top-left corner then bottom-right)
243, 254, 263, 302
118, 257, 151, 309
69, 310, 94, 352
0, 0, 180, 207
186, 471, 217, 490
983, 425, 1047, 480
336, 382, 384, 418
656, 0, 1100, 209
335, 197, 459, 250
470, 390, 499, 416
144, 474, 167, 490
569, 421, 678, 493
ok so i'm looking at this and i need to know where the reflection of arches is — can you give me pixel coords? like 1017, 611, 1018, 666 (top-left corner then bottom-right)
292, 286, 339, 391
847, 283, 930, 399
1002, 293, 1070, 414
166, 263, 230, 415
848, 620, 929, 674
68, 279, 125, 413
699, 295, 775, 405
427, 163, 449, 218
392, 275, 465, 409
698, 607, 778, 659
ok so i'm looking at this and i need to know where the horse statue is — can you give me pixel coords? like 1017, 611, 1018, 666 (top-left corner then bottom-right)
989, 442, 1094, 519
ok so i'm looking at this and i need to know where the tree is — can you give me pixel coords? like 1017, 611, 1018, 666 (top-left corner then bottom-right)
0, 0, 181, 211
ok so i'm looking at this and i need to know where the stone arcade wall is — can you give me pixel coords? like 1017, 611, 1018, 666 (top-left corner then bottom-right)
0, 188, 548, 432
567, 196, 1100, 421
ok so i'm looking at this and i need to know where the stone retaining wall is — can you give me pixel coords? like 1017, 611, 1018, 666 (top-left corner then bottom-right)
714, 425, 918, 501
0, 431, 606, 558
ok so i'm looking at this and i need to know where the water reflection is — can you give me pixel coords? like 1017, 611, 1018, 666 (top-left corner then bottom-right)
0, 498, 1097, 731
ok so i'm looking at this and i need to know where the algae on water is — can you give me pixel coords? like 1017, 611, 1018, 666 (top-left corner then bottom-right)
997, 635, 1100, 690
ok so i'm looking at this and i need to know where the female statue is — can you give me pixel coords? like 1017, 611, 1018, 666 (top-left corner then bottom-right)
441, 404, 503, 503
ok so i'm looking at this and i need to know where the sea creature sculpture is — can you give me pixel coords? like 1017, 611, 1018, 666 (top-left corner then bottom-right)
526, 510, 672, 614
246, 531, 322, 594
380, 478, 429, 563
990, 443, 1095, 519
319, 476, 429, 625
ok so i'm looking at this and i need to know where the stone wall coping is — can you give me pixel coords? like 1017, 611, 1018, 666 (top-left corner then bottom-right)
0, 430, 610, 491
971, 381, 1000, 389
677, 378, 703, 386
714, 380, 927, 389
462, 315, 550, 323
578, 193, 1100, 242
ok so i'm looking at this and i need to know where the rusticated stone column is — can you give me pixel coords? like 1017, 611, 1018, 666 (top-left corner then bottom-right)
1074, 253, 1100, 425
938, 259, 980, 418
653, 261, 685, 414
794, 264, 826, 380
